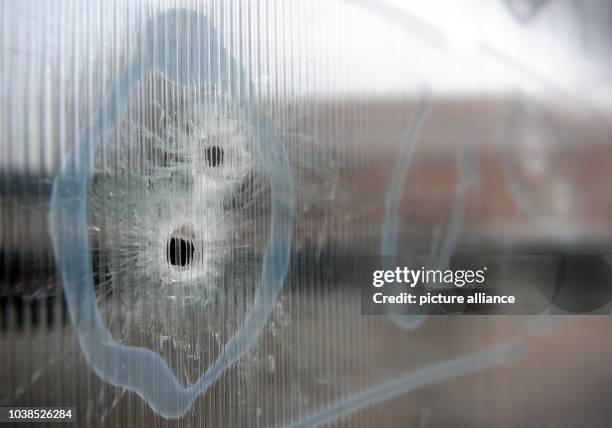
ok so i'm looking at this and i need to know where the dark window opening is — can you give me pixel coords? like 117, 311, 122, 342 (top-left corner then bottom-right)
167, 237, 195, 267
204, 145, 224, 167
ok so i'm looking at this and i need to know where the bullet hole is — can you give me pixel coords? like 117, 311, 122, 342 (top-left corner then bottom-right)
167, 237, 195, 267
204, 145, 224, 168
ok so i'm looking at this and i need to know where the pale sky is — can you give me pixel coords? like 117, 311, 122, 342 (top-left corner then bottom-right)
2, 0, 611, 173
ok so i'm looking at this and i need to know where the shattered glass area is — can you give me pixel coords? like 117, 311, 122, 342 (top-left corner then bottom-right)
88, 82, 268, 386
